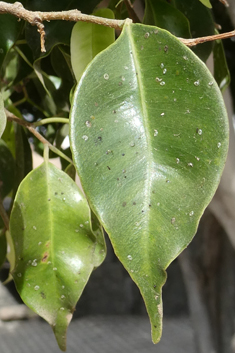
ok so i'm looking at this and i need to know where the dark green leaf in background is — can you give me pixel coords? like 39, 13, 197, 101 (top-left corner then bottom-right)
14, 124, 33, 194
0, 0, 23, 74
25, 0, 102, 59
70, 23, 229, 344
143, 0, 191, 38
0, 139, 15, 199
10, 161, 106, 350
173, 0, 215, 61
71, 8, 115, 82
213, 36, 231, 92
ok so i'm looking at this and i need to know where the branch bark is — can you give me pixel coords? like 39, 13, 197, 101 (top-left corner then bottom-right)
0, 1, 234, 52
0, 1, 129, 52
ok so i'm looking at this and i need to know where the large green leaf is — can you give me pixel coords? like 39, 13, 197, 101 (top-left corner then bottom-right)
0, 139, 15, 199
70, 23, 228, 343
71, 8, 115, 82
0, 93, 6, 138
143, 0, 191, 38
10, 161, 106, 350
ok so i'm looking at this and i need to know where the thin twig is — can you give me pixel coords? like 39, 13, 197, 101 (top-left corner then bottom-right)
34, 117, 69, 127
5, 109, 73, 165
0, 1, 234, 52
179, 29, 235, 47
0, 2, 129, 52
123, 0, 141, 23
219, 0, 229, 7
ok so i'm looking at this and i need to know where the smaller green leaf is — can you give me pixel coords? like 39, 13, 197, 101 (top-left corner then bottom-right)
0, 139, 15, 199
10, 162, 106, 350
71, 8, 115, 82
198, 0, 212, 8
0, 93, 6, 138
213, 37, 230, 92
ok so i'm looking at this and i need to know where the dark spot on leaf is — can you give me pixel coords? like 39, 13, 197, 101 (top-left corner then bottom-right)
61, 192, 64, 195
42, 252, 49, 262
107, 166, 111, 170
164, 45, 168, 53
48, 198, 51, 201
122, 153, 125, 156
98, 136, 102, 142
40, 292, 46, 299
124, 176, 127, 178
117, 178, 119, 181
55, 192, 58, 195
154, 285, 156, 288
154, 325, 157, 328
112, 110, 116, 114
149, 204, 151, 207
122, 202, 127, 207
133, 202, 136, 205
118, 82, 122, 86
142, 210, 144, 213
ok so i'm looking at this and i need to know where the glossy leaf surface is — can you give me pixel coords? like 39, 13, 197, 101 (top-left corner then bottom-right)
70, 23, 228, 343
0, 139, 15, 198
0, 93, 6, 138
10, 161, 106, 350
71, 8, 115, 82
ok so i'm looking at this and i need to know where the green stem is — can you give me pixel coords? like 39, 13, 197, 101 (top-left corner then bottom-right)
13, 97, 27, 107
5, 109, 74, 165
43, 144, 49, 162
26, 98, 50, 118
49, 145, 73, 165
34, 117, 69, 127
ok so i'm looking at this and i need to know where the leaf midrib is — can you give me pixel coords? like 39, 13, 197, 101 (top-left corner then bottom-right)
127, 25, 153, 237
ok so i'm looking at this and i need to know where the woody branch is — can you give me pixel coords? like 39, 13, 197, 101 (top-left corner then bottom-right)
0, 1, 234, 53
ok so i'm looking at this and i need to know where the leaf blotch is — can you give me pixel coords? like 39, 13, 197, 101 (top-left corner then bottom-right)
42, 252, 49, 262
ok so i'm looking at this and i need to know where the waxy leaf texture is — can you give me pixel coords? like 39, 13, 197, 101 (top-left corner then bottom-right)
70, 23, 228, 343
